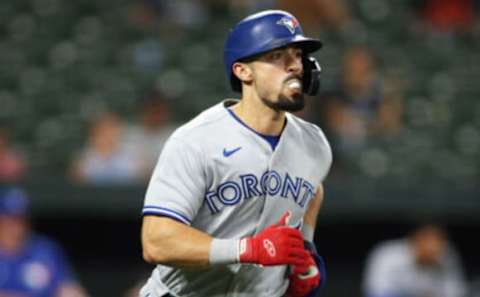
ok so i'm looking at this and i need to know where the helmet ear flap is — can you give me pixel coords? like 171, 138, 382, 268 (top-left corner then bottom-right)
302, 56, 322, 96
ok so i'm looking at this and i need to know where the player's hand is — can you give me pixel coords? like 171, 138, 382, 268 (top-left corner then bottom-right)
238, 211, 309, 266
286, 250, 321, 297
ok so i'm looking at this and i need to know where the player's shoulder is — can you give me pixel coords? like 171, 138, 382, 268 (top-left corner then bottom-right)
286, 113, 331, 154
168, 99, 234, 143
286, 113, 328, 140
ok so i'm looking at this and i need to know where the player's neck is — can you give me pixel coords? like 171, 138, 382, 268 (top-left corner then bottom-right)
232, 97, 286, 136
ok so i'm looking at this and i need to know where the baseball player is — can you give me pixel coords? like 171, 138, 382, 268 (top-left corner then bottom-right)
0, 187, 90, 297
140, 10, 332, 297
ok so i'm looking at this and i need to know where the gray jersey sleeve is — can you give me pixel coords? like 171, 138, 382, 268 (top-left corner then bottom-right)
143, 136, 206, 225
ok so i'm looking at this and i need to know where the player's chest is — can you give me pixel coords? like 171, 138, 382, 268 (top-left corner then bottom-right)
204, 139, 318, 206
208, 139, 316, 180
198, 143, 319, 235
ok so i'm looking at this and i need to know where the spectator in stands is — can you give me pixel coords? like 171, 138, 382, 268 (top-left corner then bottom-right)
124, 90, 177, 179
319, 46, 403, 158
0, 127, 26, 181
71, 112, 143, 185
363, 223, 467, 297
412, 0, 476, 35
215, 0, 353, 35
0, 187, 90, 297
128, 0, 209, 33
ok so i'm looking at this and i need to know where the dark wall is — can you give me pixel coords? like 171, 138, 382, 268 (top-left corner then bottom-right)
33, 216, 480, 297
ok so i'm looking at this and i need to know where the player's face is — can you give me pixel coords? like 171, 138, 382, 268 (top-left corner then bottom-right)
0, 215, 30, 250
250, 46, 305, 112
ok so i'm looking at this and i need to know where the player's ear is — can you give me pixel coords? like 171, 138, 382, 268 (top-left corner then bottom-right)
232, 62, 253, 85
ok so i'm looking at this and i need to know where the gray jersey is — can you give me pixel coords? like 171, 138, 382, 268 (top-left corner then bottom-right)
141, 99, 332, 297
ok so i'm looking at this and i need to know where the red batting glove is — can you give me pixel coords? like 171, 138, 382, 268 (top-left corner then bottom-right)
239, 211, 309, 266
287, 251, 321, 297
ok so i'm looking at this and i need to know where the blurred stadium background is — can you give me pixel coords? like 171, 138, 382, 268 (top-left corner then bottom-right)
1, 0, 480, 296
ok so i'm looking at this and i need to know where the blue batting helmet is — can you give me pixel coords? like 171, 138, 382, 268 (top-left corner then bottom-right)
224, 10, 323, 94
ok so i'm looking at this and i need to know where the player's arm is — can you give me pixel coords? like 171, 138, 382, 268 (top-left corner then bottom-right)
141, 212, 310, 268
142, 215, 213, 267
287, 185, 326, 297
302, 184, 324, 241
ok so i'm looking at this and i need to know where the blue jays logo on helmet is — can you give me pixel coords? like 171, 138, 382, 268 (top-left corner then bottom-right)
224, 10, 322, 93
276, 16, 300, 34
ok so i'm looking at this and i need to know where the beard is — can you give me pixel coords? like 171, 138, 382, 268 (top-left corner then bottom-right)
261, 92, 305, 112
